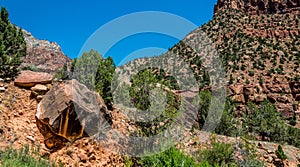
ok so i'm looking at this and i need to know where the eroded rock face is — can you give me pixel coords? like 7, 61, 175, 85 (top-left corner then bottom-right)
226, 82, 300, 117
214, 0, 300, 15
14, 70, 53, 88
36, 79, 112, 149
20, 29, 72, 74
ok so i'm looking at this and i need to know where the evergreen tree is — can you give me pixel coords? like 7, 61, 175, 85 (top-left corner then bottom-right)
0, 7, 26, 79
95, 56, 116, 110
72, 50, 116, 109
129, 69, 157, 111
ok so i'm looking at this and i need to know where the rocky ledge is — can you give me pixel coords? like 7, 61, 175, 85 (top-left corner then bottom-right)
214, 0, 300, 15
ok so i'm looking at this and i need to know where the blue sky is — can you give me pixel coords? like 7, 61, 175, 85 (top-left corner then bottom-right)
0, 0, 217, 65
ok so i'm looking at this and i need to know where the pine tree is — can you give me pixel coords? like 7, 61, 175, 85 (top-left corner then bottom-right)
95, 56, 116, 110
72, 50, 116, 109
0, 7, 26, 79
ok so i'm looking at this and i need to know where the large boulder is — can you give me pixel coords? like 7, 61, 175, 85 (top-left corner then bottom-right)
36, 79, 112, 149
14, 70, 53, 88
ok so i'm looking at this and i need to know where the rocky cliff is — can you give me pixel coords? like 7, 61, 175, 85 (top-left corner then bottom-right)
20, 29, 71, 74
214, 0, 300, 15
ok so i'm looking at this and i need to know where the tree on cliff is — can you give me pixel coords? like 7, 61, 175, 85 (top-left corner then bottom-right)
0, 7, 26, 79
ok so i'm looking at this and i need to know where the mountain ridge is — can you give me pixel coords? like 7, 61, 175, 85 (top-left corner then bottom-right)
214, 0, 300, 15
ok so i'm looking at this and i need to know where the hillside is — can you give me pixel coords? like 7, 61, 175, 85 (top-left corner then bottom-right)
116, 1, 300, 165
0, 1, 300, 167
121, 0, 300, 119
20, 29, 71, 74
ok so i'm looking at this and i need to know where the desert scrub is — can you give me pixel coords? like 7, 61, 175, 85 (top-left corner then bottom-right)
0, 145, 53, 167
140, 147, 200, 167
197, 138, 236, 167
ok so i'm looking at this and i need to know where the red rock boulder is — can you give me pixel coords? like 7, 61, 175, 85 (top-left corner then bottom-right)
14, 70, 53, 88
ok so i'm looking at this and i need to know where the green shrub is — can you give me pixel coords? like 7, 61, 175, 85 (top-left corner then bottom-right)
275, 145, 287, 161
289, 114, 297, 126
54, 64, 68, 80
129, 68, 179, 137
194, 90, 212, 129
0, 145, 52, 167
215, 99, 238, 137
197, 138, 236, 166
243, 101, 300, 148
140, 147, 199, 167
249, 71, 254, 77
129, 69, 157, 111
22, 65, 39, 72
237, 137, 264, 166
229, 74, 234, 84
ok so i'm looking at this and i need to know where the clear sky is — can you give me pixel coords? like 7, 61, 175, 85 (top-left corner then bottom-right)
0, 0, 217, 65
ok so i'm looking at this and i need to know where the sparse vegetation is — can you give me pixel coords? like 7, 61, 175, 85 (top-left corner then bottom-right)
140, 147, 199, 167
0, 145, 53, 167
197, 138, 236, 166
129, 68, 179, 136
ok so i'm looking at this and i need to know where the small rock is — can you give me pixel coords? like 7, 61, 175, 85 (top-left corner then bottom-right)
36, 95, 43, 101
31, 84, 48, 94
277, 51, 285, 57
30, 91, 38, 99
257, 142, 263, 148
46, 84, 52, 90
26, 136, 35, 142
0, 87, 5, 92
274, 158, 281, 162
89, 154, 96, 162
87, 147, 94, 155
267, 156, 273, 163
78, 153, 88, 163
40, 149, 50, 157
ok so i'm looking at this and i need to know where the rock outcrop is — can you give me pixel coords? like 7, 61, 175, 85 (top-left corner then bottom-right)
227, 82, 300, 117
21, 29, 72, 74
214, 0, 300, 15
36, 79, 112, 149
